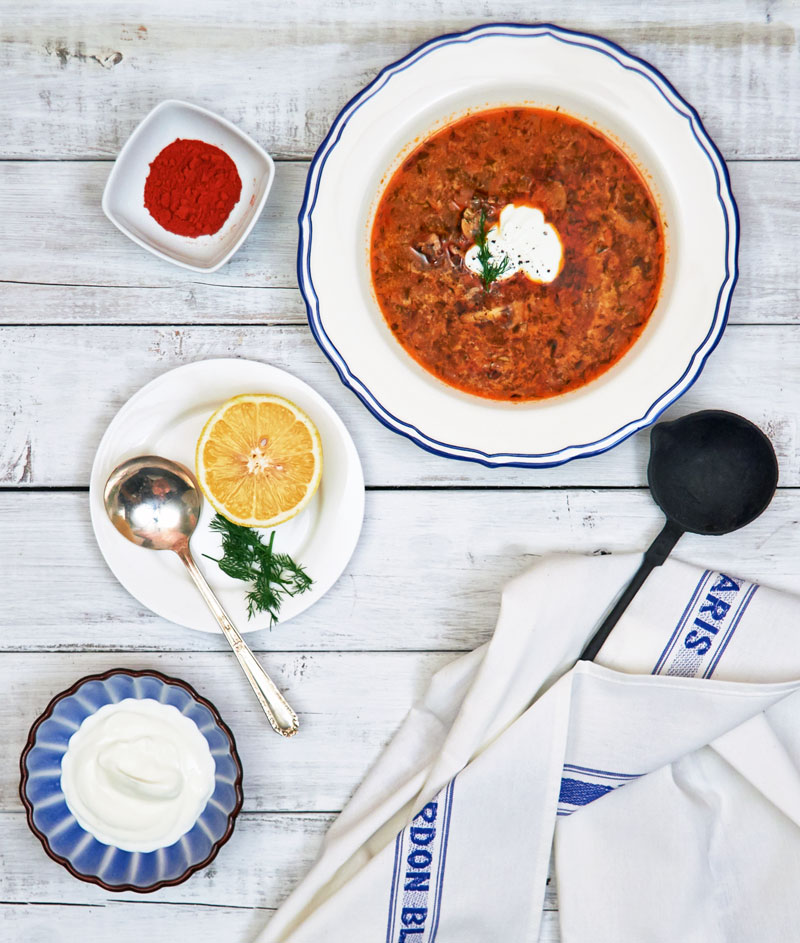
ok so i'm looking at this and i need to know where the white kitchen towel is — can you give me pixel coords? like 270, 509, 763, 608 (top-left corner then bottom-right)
259, 554, 800, 943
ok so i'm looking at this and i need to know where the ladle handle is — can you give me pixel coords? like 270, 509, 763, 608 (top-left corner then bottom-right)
177, 546, 299, 738
580, 519, 684, 662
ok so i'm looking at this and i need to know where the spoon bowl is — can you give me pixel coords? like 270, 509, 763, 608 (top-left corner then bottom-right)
104, 457, 201, 552
103, 455, 299, 737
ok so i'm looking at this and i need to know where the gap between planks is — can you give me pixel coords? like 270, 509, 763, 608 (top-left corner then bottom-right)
0, 157, 785, 162
4, 484, 800, 494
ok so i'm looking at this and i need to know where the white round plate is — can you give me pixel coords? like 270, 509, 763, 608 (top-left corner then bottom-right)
89, 359, 365, 633
299, 23, 738, 468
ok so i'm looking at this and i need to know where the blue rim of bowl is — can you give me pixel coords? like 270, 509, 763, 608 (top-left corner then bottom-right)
297, 22, 740, 469
19, 668, 244, 893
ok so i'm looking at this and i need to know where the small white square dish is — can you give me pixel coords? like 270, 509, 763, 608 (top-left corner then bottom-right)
102, 99, 274, 272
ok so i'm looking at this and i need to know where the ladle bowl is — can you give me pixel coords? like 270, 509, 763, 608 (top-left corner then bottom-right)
581, 410, 778, 661
648, 410, 778, 536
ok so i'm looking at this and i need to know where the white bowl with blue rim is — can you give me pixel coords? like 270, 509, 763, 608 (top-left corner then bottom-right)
20, 668, 243, 892
298, 22, 738, 468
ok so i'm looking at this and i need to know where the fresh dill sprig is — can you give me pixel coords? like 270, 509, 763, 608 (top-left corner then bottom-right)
203, 514, 313, 626
474, 207, 511, 292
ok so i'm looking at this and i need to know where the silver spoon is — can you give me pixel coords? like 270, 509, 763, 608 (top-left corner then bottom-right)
103, 455, 299, 738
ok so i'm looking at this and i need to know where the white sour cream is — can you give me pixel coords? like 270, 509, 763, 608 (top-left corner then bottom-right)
464, 204, 563, 284
60, 698, 216, 852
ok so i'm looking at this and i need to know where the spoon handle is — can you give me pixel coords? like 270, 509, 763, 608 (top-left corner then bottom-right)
177, 547, 299, 738
579, 519, 684, 662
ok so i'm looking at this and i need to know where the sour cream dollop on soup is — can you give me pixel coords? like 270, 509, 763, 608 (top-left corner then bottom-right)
464, 204, 563, 285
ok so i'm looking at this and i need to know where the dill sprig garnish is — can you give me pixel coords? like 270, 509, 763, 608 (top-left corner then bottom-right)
475, 207, 511, 292
203, 514, 313, 626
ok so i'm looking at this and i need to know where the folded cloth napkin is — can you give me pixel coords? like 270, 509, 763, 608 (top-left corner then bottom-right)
260, 554, 800, 943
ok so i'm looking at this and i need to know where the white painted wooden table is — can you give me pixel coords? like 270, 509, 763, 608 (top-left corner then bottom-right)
2, 2, 799, 940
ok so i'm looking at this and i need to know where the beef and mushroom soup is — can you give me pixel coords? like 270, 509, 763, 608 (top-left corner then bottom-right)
370, 107, 665, 401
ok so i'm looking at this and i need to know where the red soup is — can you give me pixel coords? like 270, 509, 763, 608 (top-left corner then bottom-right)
370, 107, 665, 401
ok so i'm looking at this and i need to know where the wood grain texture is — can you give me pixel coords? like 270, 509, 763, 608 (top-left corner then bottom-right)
2, 488, 799, 655
3, 904, 281, 943
3, 652, 453, 812
3, 2, 799, 940
0, 905, 560, 943
3, 811, 560, 910
1, 811, 334, 908
0, 161, 798, 325
0, 323, 798, 489
1, 1, 798, 160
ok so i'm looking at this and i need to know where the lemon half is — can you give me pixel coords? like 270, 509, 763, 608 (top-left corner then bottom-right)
196, 394, 322, 528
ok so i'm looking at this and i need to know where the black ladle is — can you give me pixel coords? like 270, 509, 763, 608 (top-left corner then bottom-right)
580, 410, 779, 661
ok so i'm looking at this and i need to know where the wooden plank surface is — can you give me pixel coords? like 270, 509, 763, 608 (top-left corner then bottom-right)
0, 905, 558, 943
0, 160, 798, 324
1, 323, 798, 489
3, 652, 453, 812
3, 810, 561, 910
3, 488, 799, 655
3, 1, 799, 940
1, 811, 334, 907
3, 813, 560, 911
2, 1, 798, 160
4, 649, 560, 913
0, 904, 280, 942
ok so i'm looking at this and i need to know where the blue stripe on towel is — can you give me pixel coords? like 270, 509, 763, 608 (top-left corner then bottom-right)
385, 831, 403, 943
559, 777, 614, 806
652, 570, 713, 674
428, 780, 455, 943
562, 763, 639, 782
703, 582, 758, 678
557, 767, 642, 816
385, 779, 456, 943
653, 571, 758, 678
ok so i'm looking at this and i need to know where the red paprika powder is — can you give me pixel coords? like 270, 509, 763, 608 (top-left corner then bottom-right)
144, 138, 242, 237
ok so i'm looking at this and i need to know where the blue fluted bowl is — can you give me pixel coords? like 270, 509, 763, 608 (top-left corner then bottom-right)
20, 668, 243, 892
